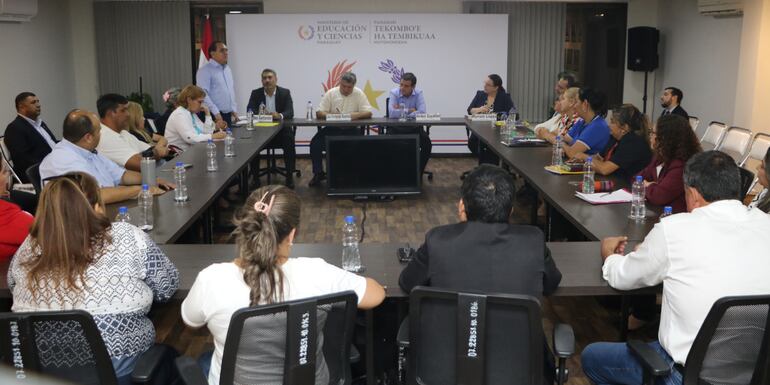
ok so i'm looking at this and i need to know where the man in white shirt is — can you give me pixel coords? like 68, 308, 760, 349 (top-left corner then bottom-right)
582, 150, 770, 385
308, 71, 372, 186
95, 94, 168, 172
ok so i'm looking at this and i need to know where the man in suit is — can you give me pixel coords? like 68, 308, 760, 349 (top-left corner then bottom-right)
246, 68, 296, 188
399, 164, 562, 384
659, 86, 689, 118
4, 92, 58, 183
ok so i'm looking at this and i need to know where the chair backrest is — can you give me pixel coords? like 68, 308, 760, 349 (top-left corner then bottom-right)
717, 126, 753, 163
26, 162, 42, 195
0, 310, 118, 385
701, 121, 727, 151
740, 133, 770, 169
738, 167, 755, 202
683, 295, 770, 385
407, 286, 543, 385
689, 116, 700, 133
0, 137, 23, 185
219, 291, 358, 385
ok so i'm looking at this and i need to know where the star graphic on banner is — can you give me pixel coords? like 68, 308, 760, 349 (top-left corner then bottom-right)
362, 80, 386, 110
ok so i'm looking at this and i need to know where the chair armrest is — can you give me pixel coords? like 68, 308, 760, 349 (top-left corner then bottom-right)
173, 356, 209, 385
627, 340, 671, 377
349, 344, 361, 364
131, 344, 179, 384
552, 323, 575, 358
397, 317, 410, 348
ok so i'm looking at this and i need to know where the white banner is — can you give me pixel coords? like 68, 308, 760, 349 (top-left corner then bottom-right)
226, 14, 508, 153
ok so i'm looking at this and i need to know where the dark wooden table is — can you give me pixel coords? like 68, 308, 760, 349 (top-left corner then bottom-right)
467, 121, 660, 241
0, 241, 655, 300
284, 117, 469, 128
104, 124, 283, 244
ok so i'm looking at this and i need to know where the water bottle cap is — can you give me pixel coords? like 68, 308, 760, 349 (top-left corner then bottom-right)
226, 128, 232, 133
586, 156, 592, 162
247, 108, 252, 112
207, 139, 213, 143
142, 184, 149, 191
664, 206, 672, 213
344, 215, 355, 223
176, 162, 184, 167
555, 135, 561, 140
119, 206, 127, 213
636, 175, 643, 182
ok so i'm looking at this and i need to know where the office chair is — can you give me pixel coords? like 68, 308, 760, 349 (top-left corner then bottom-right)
739, 167, 755, 203
0, 310, 178, 385
628, 294, 770, 385
397, 287, 574, 385
254, 126, 301, 186
26, 162, 42, 195
174, 291, 358, 385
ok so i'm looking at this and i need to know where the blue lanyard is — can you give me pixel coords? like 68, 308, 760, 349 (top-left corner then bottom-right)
190, 112, 202, 135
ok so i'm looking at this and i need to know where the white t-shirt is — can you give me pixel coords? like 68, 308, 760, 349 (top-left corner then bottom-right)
96, 123, 151, 167
165, 106, 216, 150
318, 86, 372, 114
180, 258, 367, 385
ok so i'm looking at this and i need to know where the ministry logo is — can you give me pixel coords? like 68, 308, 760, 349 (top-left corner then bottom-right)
297, 25, 315, 40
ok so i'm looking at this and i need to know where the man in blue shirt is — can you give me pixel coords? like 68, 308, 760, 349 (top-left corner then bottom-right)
386, 72, 432, 174
39, 109, 173, 204
196, 41, 237, 129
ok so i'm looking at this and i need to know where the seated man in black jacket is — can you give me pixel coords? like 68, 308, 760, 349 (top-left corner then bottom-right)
399, 164, 562, 383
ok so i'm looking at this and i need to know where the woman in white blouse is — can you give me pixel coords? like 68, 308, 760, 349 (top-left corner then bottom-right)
748, 147, 770, 212
181, 185, 385, 385
535, 87, 580, 142
164, 85, 226, 150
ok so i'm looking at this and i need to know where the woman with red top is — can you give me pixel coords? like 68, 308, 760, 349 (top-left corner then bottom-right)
0, 160, 34, 262
635, 114, 702, 214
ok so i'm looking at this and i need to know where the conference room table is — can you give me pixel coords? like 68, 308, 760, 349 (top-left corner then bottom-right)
0, 241, 654, 385
466, 120, 662, 241
104, 123, 283, 244
284, 116, 469, 130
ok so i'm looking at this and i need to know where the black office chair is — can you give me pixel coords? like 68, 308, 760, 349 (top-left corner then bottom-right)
384, 97, 434, 181
174, 291, 358, 385
397, 287, 574, 385
26, 162, 42, 195
628, 294, 770, 385
0, 310, 178, 385
739, 167, 755, 202
254, 126, 301, 186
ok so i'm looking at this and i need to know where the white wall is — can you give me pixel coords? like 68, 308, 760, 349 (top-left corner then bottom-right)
0, 0, 77, 137
69, 0, 99, 113
262, 0, 463, 13
654, 0, 742, 127
734, 0, 770, 132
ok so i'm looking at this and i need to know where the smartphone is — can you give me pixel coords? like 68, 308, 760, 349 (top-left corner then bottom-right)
397, 246, 415, 263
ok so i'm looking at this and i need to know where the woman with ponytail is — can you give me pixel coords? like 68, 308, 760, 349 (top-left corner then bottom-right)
181, 185, 385, 385
9, 172, 179, 384
576, 104, 652, 181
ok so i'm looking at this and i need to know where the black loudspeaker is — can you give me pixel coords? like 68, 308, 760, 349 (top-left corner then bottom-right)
627, 26, 659, 71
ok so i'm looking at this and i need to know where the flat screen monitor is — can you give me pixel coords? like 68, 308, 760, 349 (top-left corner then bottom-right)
326, 134, 421, 197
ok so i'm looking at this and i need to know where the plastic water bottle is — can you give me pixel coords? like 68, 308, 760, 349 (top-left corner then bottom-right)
660, 206, 673, 219
206, 139, 218, 172
552, 135, 563, 166
115, 206, 130, 223
399, 103, 407, 122
306, 101, 313, 120
247, 108, 254, 128
341, 216, 363, 272
224, 129, 235, 157
582, 156, 595, 194
505, 111, 516, 140
138, 184, 153, 231
630, 175, 646, 221
259, 102, 267, 115
173, 162, 188, 202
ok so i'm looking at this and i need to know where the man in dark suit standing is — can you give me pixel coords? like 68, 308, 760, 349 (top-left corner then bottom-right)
4, 92, 58, 183
399, 164, 562, 383
659, 86, 689, 118
246, 68, 296, 188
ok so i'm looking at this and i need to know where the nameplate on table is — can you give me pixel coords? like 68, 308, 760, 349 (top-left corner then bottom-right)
255, 115, 273, 123
327, 114, 352, 122
415, 113, 441, 122
468, 114, 496, 122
